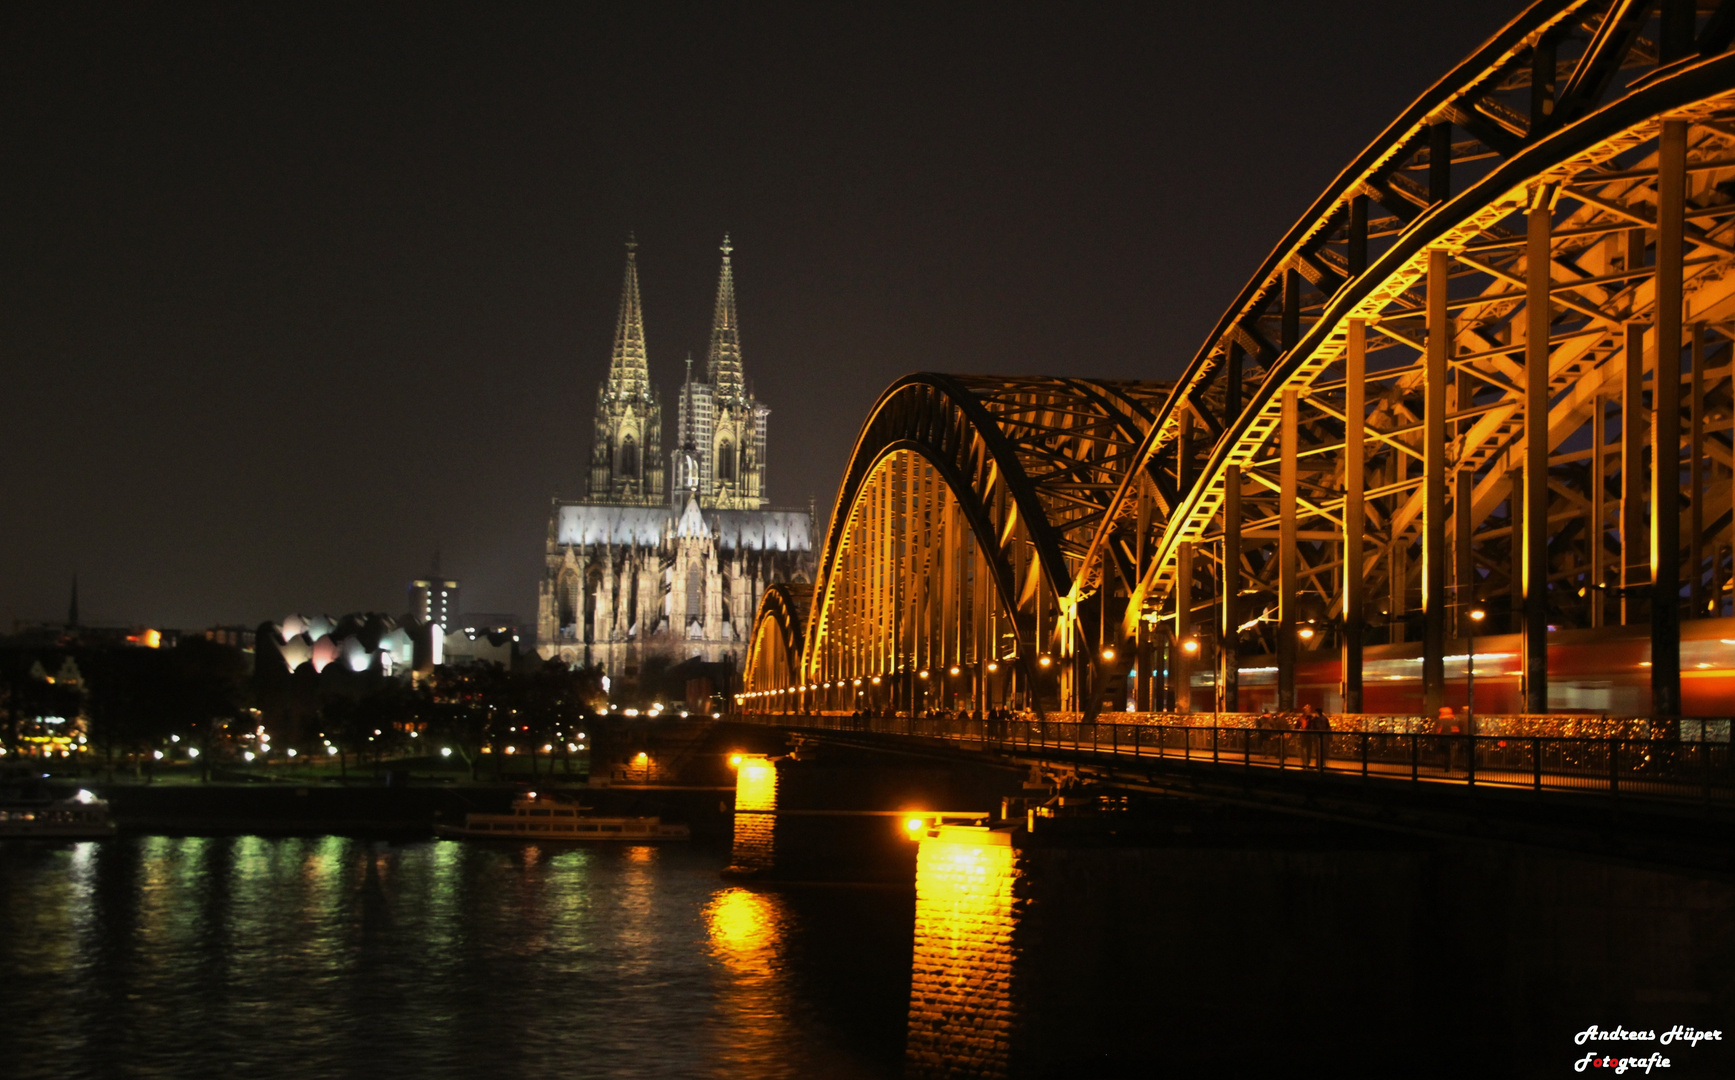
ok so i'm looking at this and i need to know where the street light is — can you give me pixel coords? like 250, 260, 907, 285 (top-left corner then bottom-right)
1101, 647, 1116, 663
1180, 638, 1199, 656
1466, 605, 1486, 729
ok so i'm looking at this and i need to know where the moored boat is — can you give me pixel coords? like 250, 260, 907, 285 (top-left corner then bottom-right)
435, 791, 689, 841
0, 768, 117, 839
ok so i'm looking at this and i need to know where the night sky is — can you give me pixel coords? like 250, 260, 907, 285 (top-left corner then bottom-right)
2, 1, 1524, 631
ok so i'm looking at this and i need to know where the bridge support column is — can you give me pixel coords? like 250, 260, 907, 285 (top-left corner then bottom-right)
1422, 248, 1449, 715
1523, 195, 1552, 714
1622, 320, 1648, 625
1690, 325, 1705, 616
1342, 322, 1365, 713
1174, 541, 1193, 713
1652, 118, 1685, 719
1221, 464, 1241, 713
727, 754, 779, 874
1277, 389, 1298, 711
1592, 394, 1607, 627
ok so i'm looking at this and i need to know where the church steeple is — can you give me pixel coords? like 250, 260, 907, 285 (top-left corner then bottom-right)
706, 234, 744, 401
588, 233, 664, 504
606, 234, 651, 401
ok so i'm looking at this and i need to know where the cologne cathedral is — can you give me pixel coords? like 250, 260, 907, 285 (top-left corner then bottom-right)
536, 237, 815, 677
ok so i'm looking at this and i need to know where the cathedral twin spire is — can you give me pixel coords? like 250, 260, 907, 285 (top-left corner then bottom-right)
605, 233, 652, 402
604, 233, 744, 402
588, 233, 765, 509
707, 234, 745, 401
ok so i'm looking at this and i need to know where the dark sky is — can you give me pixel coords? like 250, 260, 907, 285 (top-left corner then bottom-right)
1, 0, 1524, 631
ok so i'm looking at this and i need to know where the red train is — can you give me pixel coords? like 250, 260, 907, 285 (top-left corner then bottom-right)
1184, 616, 1735, 718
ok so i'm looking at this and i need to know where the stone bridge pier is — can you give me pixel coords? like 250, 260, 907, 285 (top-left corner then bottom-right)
717, 730, 1026, 882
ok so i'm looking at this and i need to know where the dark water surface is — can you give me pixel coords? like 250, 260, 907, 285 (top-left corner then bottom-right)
0, 837, 912, 1080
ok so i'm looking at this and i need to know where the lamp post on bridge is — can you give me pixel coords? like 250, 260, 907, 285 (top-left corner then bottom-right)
1466, 605, 1486, 731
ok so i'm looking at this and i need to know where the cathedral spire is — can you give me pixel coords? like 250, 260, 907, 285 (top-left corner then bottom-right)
607, 234, 651, 401
706, 234, 745, 400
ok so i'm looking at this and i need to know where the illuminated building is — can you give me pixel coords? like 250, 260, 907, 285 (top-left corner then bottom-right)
538, 236, 816, 679
409, 574, 460, 631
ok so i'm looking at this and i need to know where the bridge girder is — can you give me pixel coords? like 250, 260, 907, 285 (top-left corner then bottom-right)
749, 1, 1735, 720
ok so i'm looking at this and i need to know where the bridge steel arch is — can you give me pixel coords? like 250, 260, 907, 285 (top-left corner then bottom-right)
1078, 0, 1735, 721
743, 374, 1168, 715
744, 583, 812, 702
749, 1, 1735, 721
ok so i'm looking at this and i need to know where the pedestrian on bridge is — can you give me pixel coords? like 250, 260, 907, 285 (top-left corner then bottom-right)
1436, 706, 1462, 772
1300, 703, 1329, 769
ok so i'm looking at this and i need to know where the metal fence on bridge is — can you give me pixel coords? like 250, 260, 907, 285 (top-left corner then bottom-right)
737, 713, 1734, 806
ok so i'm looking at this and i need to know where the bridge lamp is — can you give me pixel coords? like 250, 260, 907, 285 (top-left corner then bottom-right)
986, 661, 998, 673
948, 665, 960, 676
1038, 655, 1053, 668
1181, 638, 1199, 656
904, 816, 928, 838
1465, 605, 1487, 727
1100, 647, 1116, 662
853, 678, 863, 686
1298, 625, 1316, 642
871, 676, 882, 685
918, 670, 929, 679
729, 754, 743, 768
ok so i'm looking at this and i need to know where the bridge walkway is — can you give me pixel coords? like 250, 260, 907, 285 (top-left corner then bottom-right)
738, 713, 1734, 808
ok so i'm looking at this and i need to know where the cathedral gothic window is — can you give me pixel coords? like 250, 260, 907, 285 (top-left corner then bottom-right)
717, 439, 735, 482
619, 435, 638, 478
557, 570, 581, 637
687, 566, 704, 622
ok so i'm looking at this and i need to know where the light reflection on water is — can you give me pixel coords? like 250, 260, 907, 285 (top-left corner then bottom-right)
0, 837, 902, 1080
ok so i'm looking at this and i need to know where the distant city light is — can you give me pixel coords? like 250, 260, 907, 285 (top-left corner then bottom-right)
440, 747, 452, 758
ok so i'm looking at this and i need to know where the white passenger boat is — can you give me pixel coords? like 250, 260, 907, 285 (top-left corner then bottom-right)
0, 770, 117, 839
435, 791, 689, 841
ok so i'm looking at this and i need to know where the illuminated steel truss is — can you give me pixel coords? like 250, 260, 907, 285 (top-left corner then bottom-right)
749, 1, 1735, 719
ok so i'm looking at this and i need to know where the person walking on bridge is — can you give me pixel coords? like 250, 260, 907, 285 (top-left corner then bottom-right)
1435, 706, 1462, 772
1300, 703, 1329, 769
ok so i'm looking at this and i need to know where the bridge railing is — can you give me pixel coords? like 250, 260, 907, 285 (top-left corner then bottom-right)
740, 713, 1733, 805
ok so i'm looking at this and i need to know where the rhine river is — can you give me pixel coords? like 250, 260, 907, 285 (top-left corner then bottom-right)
0, 837, 911, 1080
4, 829, 1731, 1077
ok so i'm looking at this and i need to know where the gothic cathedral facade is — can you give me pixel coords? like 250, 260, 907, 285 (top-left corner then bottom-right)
537, 237, 816, 677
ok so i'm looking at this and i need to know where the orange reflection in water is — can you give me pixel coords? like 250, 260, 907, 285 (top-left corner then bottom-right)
703, 886, 794, 1072
907, 826, 1019, 1079
705, 886, 783, 975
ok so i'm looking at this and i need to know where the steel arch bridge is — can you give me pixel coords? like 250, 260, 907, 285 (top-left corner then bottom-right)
748, 0, 1735, 722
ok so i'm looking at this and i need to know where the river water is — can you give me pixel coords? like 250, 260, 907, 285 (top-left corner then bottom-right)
4, 829, 1730, 1078
0, 837, 911, 1080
